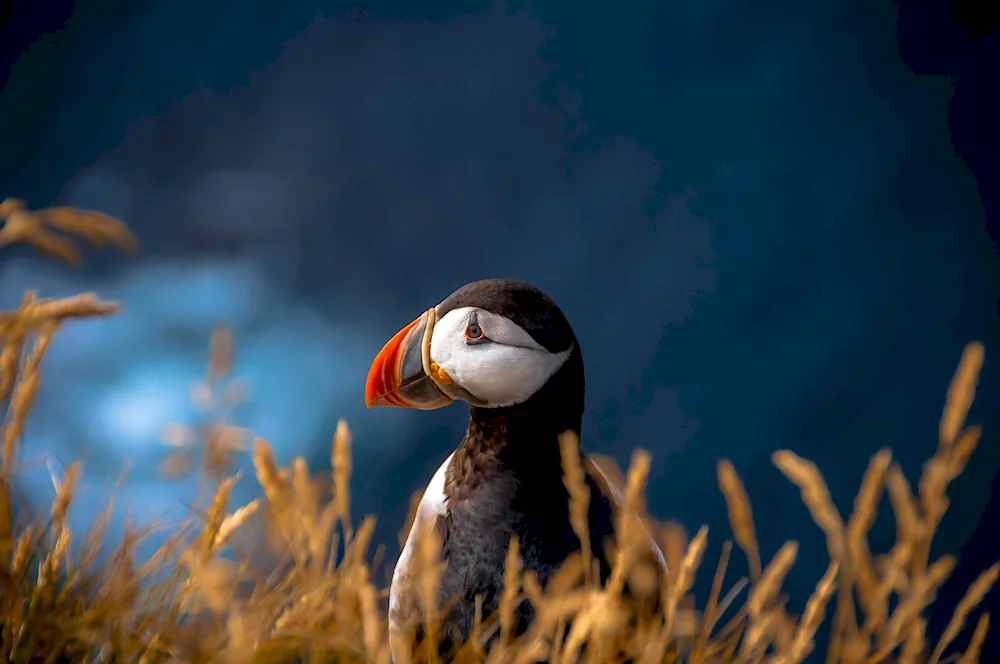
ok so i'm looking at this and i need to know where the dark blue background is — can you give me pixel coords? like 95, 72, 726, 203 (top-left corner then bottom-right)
1, 0, 997, 659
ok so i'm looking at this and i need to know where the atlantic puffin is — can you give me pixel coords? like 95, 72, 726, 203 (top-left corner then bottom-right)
365, 279, 666, 659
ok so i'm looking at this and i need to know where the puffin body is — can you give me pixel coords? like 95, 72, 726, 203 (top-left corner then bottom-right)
365, 279, 665, 659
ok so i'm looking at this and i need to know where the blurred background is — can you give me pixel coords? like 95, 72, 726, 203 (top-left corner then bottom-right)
1, 0, 997, 658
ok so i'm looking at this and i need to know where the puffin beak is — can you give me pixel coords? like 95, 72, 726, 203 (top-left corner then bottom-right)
365, 309, 454, 410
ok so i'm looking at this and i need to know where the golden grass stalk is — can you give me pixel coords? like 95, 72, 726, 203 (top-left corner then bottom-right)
417, 518, 446, 662
939, 342, 984, 450
771, 452, 846, 565
560, 431, 593, 587
956, 612, 990, 664
784, 562, 839, 664
500, 536, 522, 647
717, 459, 762, 582
606, 449, 651, 597
930, 562, 1000, 664
3, 320, 58, 468
898, 617, 927, 664
748, 541, 798, 620
333, 418, 353, 540
0, 198, 136, 265
657, 524, 707, 660
845, 449, 892, 618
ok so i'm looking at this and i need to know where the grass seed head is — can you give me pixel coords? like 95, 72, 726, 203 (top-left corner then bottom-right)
717, 458, 761, 581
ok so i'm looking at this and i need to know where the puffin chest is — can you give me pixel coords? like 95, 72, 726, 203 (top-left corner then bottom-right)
437, 470, 518, 608
438, 466, 602, 609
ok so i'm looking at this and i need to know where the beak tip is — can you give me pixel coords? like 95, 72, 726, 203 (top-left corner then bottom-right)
364, 311, 454, 411
364, 380, 387, 409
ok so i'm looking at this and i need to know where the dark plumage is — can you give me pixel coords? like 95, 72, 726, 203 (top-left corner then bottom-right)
365, 279, 666, 660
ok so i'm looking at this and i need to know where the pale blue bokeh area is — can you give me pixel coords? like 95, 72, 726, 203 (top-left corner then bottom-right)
0, 253, 404, 561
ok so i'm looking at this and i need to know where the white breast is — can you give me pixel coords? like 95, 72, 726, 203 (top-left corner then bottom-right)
388, 451, 454, 658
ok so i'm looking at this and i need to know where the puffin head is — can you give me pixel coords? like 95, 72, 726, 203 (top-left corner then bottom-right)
365, 279, 581, 411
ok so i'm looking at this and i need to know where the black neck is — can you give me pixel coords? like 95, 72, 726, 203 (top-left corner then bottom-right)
461, 348, 585, 479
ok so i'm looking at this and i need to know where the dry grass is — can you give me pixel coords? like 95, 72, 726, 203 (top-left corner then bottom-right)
0, 197, 996, 663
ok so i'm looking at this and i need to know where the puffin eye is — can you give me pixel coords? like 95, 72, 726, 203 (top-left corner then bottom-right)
465, 313, 489, 345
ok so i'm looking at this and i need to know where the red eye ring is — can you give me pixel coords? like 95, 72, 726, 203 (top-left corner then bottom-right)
465, 322, 484, 340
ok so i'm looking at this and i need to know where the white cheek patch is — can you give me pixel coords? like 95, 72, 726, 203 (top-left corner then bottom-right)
430, 307, 573, 408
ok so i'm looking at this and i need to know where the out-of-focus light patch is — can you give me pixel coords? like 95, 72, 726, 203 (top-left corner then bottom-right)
237, 307, 366, 455
89, 360, 201, 456
118, 259, 268, 328
41, 312, 146, 368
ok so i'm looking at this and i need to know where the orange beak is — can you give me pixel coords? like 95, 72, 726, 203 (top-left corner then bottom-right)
365, 309, 454, 410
